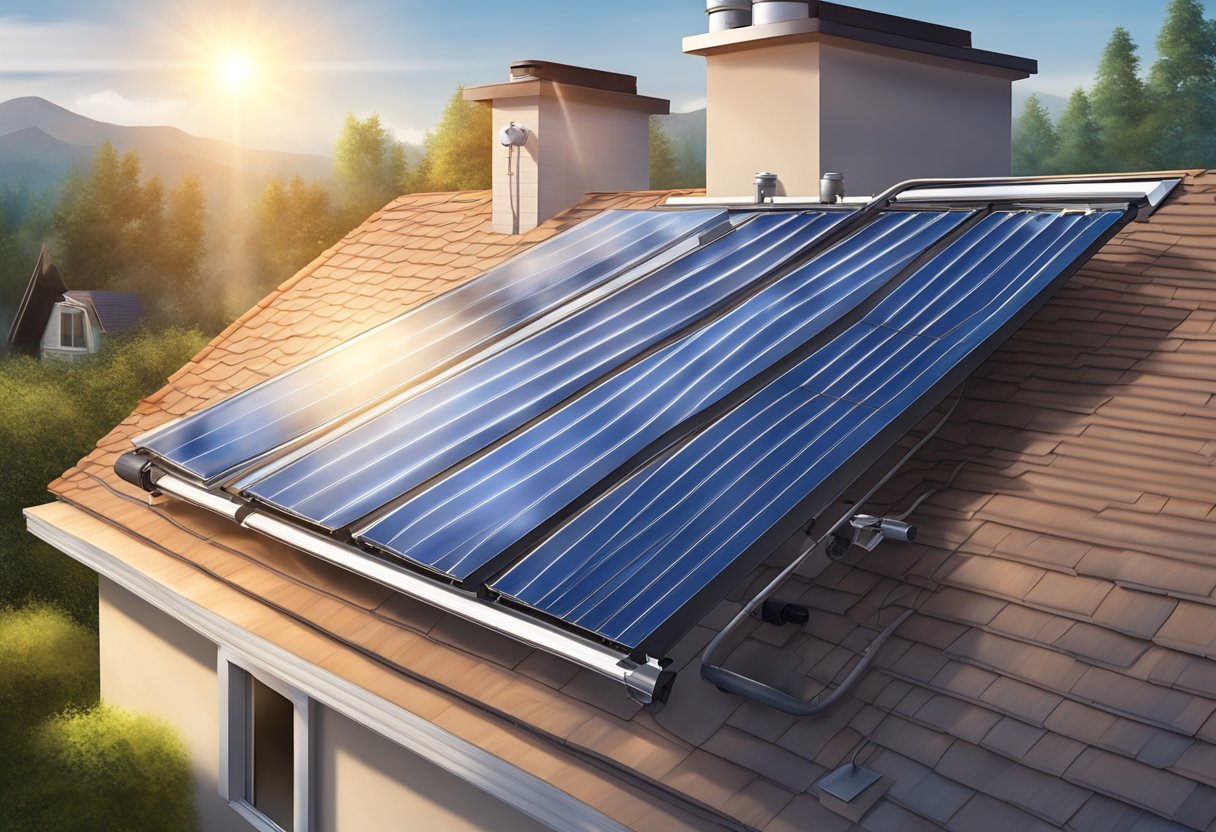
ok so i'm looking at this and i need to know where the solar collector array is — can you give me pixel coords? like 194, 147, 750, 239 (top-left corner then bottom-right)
127, 199, 1134, 669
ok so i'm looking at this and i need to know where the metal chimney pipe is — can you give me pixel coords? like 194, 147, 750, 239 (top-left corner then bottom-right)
754, 172, 778, 203
820, 172, 845, 204
752, 0, 811, 25
706, 0, 752, 32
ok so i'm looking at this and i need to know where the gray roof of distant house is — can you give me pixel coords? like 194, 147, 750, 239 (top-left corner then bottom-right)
64, 290, 145, 333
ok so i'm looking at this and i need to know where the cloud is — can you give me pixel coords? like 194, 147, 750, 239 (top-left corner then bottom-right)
72, 90, 187, 126
0, 17, 174, 74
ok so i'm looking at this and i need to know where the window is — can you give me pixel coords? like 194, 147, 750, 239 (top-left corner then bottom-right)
219, 651, 312, 832
59, 307, 86, 349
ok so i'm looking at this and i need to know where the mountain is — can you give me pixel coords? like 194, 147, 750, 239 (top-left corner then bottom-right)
0, 97, 332, 204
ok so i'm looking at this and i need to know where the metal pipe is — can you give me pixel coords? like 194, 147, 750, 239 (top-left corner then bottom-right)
149, 468, 674, 705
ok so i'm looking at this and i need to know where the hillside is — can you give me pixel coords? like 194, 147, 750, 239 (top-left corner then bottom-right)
0, 97, 332, 203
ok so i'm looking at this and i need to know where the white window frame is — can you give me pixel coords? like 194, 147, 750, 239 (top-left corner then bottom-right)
59, 306, 87, 350
218, 648, 313, 832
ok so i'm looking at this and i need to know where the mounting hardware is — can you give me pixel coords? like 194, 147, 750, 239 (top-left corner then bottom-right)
818, 762, 883, 803
759, 598, 810, 627
827, 514, 917, 560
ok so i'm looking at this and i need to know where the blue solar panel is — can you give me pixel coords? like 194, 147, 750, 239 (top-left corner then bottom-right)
237, 211, 847, 529
492, 209, 1123, 650
354, 210, 969, 579
135, 209, 726, 484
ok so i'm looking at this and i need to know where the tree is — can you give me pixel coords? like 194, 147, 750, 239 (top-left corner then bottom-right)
1147, 0, 1216, 167
334, 114, 407, 223
1012, 95, 1059, 175
418, 87, 491, 192
251, 174, 341, 304
1091, 27, 1150, 170
1052, 89, 1105, 174
649, 120, 679, 190
160, 175, 206, 318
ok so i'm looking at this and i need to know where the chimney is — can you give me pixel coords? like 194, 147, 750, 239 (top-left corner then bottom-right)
465, 61, 670, 234
684, 2, 1037, 197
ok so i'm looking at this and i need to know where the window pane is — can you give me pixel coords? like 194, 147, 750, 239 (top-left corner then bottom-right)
71, 311, 85, 348
250, 677, 294, 831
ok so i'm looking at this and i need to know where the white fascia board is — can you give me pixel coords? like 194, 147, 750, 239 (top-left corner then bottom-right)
24, 503, 631, 832
893, 179, 1181, 207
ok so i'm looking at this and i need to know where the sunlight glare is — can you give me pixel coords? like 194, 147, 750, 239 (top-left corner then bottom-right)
216, 51, 256, 91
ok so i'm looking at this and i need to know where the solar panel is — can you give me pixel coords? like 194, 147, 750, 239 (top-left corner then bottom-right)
353, 210, 969, 580
491, 209, 1123, 651
236, 211, 848, 530
135, 208, 727, 485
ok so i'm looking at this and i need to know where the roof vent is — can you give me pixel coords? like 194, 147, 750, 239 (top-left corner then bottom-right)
706, 0, 752, 32
752, 0, 810, 25
820, 172, 845, 204
817, 762, 889, 822
753, 171, 778, 203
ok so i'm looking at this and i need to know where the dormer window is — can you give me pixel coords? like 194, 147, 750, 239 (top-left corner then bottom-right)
59, 307, 86, 349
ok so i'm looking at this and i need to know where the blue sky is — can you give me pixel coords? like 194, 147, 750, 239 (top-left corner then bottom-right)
0, 1, 1209, 155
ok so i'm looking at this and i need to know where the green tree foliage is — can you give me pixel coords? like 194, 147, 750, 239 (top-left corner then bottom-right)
335, 114, 407, 222
649, 119, 680, 190
1147, 0, 1216, 167
1012, 94, 1059, 175
52, 141, 206, 323
1013, 2, 1216, 173
416, 88, 491, 192
1091, 27, 1150, 171
0, 187, 53, 341
0, 606, 197, 832
249, 174, 344, 307
0, 327, 207, 622
1052, 89, 1106, 173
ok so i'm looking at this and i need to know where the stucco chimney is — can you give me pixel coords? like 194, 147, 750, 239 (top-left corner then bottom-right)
465, 61, 670, 234
684, 2, 1037, 197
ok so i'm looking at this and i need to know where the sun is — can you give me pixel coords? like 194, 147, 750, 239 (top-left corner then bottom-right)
216, 52, 256, 91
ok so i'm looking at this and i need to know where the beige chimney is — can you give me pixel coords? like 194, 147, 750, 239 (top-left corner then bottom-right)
465, 61, 670, 234
684, 2, 1037, 198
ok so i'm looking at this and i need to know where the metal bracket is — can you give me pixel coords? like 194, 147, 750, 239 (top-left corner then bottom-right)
828, 514, 917, 560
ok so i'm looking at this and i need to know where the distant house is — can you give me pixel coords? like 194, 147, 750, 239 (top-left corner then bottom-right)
7, 246, 145, 360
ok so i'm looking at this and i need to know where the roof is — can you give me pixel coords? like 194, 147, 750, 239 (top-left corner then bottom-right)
8, 245, 66, 347
62, 290, 145, 333
42, 175, 1216, 831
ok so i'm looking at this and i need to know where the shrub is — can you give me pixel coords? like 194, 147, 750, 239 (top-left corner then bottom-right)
0, 604, 98, 747
0, 326, 207, 623
19, 705, 198, 832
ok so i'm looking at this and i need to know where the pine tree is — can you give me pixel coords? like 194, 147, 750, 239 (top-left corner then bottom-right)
1052, 89, 1105, 173
1012, 95, 1059, 175
418, 88, 491, 192
1091, 27, 1150, 170
160, 175, 206, 319
1147, 0, 1216, 167
649, 120, 679, 189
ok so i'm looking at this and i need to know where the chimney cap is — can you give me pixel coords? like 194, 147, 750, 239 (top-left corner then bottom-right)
509, 60, 637, 95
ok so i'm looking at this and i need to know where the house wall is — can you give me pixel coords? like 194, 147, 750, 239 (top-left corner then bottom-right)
98, 579, 551, 832
702, 37, 1014, 198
